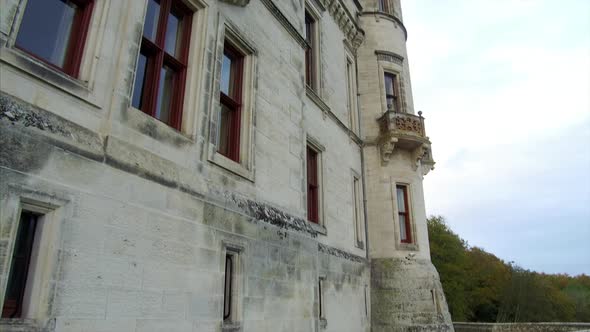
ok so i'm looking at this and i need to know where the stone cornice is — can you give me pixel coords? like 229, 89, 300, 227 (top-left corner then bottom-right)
260, 0, 365, 50
362, 11, 408, 41
375, 50, 404, 65
259, 0, 308, 49
318, 243, 367, 263
318, 0, 365, 49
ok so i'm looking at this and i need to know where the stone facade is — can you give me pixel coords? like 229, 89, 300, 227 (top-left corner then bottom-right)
0, 0, 451, 331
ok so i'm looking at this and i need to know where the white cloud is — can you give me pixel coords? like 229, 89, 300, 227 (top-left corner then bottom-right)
403, 0, 590, 274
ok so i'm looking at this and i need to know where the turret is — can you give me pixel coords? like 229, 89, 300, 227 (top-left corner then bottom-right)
357, 0, 453, 330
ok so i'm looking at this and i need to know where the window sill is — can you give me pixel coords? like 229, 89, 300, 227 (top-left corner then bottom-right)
221, 322, 242, 332
0, 318, 40, 332
125, 106, 195, 147
0, 46, 102, 110
396, 242, 419, 251
208, 147, 254, 182
305, 86, 330, 114
309, 222, 327, 235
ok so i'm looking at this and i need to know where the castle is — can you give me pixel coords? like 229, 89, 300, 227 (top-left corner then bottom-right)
0, 0, 452, 331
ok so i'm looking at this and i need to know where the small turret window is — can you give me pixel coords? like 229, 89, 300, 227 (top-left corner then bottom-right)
396, 184, 412, 243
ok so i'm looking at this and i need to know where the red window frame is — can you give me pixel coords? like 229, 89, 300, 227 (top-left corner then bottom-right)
2, 212, 38, 319
384, 72, 401, 112
304, 11, 316, 90
134, 0, 193, 130
307, 146, 320, 223
218, 42, 244, 162
15, 0, 94, 77
396, 185, 412, 243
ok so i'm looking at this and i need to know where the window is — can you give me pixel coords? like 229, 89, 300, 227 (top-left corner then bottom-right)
353, 176, 364, 248
131, 0, 193, 130
15, 0, 94, 77
396, 185, 412, 243
218, 41, 244, 162
346, 56, 358, 133
384, 72, 402, 112
378, 0, 391, 14
318, 277, 326, 320
223, 252, 234, 321
222, 248, 241, 325
2, 212, 38, 318
304, 10, 318, 90
307, 145, 320, 224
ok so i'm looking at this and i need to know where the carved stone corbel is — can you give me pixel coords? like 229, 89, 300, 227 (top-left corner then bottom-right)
412, 144, 428, 170
380, 136, 398, 164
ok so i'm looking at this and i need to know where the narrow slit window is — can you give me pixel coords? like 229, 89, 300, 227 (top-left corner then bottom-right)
2, 212, 39, 318
15, 0, 94, 77
307, 146, 320, 224
318, 277, 325, 320
353, 176, 364, 247
346, 58, 358, 132
217, 41, 244, 162
223, 253, 233, 321
304, 10, 317, 90
378, 0, 390, 14
131, 0, 193, 130
396, 185, 412, 243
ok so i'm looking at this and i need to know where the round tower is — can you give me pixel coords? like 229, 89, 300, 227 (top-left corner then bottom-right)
357, 0, 453, 330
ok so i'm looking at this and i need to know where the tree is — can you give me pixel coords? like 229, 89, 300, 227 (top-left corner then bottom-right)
427, 216, 470, 320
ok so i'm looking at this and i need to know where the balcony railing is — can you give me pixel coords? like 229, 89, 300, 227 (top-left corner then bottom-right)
377, 110, 435, 174
378, 110, 426, 142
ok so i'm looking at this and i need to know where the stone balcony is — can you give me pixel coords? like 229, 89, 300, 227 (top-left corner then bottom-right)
377, 110, 435, 175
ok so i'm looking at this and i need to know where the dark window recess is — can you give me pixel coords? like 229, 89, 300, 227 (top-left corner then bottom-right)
396, 185, 412, 243
2, 212, 38, 318
131, 0, 193, 130
378, 0, 391, 14
304, 11, 316, 90
223, 253, 233, 321
15, 0, 94, 77
384, 72, 402, 112
318, 278, 324, 318
307, 146, 319, 223
217, 42, 244, 162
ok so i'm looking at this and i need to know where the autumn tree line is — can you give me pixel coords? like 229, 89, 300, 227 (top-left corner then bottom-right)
427, 216, 590, 322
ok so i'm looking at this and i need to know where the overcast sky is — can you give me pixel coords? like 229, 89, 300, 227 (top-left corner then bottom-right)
403, 0, 590, 276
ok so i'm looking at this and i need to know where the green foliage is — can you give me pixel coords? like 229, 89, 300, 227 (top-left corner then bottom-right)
427, 215, 590, 323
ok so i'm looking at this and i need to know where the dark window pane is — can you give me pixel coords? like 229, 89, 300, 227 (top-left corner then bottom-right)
385, 74, 395, 95
2, 212, 38, 318
220, 54, 232, 96
132, 52, 148, 109
164, 11, 182, 57
16, 0, 77, 68
399, 215, 407, 240
143, 0, 160, 41
223, 254, 232, 320
218, 104, 232, 157
155, 65, 175, 124
396, 187, 405, 212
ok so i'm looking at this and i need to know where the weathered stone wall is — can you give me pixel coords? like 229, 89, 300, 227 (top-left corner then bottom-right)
0, 0, 453, 331
371, 258, 453, 332
454, 323, 590, 332
0, 0, 370, 330
0, 99, 369, 331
